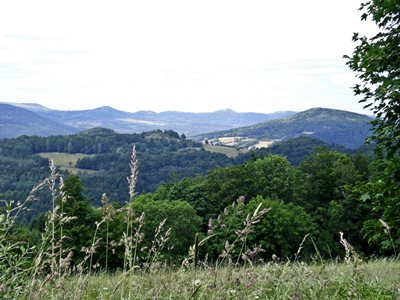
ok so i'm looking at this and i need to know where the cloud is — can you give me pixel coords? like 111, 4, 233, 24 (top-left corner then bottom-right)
39, 48, 85, 58
0, 63, 32, 79
5, 33, 45, 41
0, 0, 370, 114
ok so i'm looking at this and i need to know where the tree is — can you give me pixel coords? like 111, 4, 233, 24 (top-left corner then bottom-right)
297, 148, 370, 256
205, 196, 315, 260
345, 0, 400, 157
359, 158, 400, 255
345, 0, 400, 256
297, 148, 359, 210
57, 174, 99, 265
132, 195, 202, 260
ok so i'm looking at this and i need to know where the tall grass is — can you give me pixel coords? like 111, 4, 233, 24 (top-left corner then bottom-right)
23, 260, 400, 299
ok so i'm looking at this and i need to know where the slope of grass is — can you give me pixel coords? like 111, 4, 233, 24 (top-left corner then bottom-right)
38, 152, 97, 174
203, 144, 248, 158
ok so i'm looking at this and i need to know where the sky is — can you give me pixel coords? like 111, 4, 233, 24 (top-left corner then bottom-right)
0, 0, 376, 114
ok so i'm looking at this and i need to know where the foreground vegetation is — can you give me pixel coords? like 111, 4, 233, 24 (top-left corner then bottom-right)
18, 260, 400, 299
1, 144, 398, 299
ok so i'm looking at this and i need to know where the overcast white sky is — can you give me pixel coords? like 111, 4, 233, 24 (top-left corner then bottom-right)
0, 0, 375, 114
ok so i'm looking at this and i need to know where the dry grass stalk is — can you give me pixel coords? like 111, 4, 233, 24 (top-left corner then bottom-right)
340, 232, 360, 264
127, 144, 139, 200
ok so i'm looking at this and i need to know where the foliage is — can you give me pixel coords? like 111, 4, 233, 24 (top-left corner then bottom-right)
296, 148, 372, 256
345, 0, 400, 255
55, 174, 100, 265
0, 135, 399, 298
298, 148, 360, 209
237, 136, 352, 166
0, 205, 35, 298
359, 158, 400, 255
0, 130, 232, 222
206, 196, 315, 260
345, 0, 400, 157
132, 195, 202, 259
155, 155, 300, 221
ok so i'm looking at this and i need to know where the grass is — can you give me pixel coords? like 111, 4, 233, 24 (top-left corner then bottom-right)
38, 152, 98, 174
203, 144, 248, 158
19, 260, 400, 299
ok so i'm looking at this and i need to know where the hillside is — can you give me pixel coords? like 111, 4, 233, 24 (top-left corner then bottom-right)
196, 108, 373, 149
0, 128, 233, 222
235, 136, 353, 165
4, 102, 296, 137
0, 104, 76, 138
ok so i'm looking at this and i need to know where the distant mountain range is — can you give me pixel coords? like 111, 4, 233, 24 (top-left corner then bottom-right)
0, 103, 373, 149
0, 104, 76, 138
195, 108, 373, 149
0, 102, 296, 138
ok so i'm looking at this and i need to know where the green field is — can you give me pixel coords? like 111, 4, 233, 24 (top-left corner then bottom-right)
203, 144, 248, 158
38, 152, 98, 174
22, 260, 400, 299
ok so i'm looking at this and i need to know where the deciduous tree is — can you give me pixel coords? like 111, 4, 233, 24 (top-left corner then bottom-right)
345, 0, 400, 157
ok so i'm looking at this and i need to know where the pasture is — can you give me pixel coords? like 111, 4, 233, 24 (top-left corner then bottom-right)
38, 152, 97, 174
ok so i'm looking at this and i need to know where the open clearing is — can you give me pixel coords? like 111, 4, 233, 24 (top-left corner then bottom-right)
38, 152, 98, 174
203, 144, 248, 158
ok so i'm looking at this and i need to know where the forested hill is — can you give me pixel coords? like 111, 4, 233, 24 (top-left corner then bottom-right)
196, 108, 373, 149
0, 128, 233, 222
236, 136, 357, 166
0, 127, 373, 224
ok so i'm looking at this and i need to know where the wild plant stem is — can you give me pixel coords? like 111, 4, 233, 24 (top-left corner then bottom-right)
105, 221, 109, 273
236, 235, 248, 266
59, 199, 63, 274
121, 211, 131, 299
129, 221, 134, 300
89, 224, 100, 275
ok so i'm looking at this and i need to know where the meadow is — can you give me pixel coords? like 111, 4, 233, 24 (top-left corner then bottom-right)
38, 152, 97, 174
203, 144, 248, 158
26, 260, 399, 299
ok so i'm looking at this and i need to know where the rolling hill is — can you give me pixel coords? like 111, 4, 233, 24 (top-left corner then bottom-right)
0, 102, 296, 138
34, 106, 297, 136
0, 104, 76, 138
195, 108, 373, 149
0, 128, 234, 222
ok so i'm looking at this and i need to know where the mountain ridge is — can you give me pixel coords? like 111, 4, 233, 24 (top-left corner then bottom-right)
0, 104, 76, 138
195, 107, 372, 149
0, 102, 297, 138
